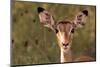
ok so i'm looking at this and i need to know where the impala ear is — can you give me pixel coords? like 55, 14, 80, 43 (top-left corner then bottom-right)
37, 7, 56, 32
82, 10, 88, 16
37, 7, 45, 13
73, 10, 88, 28
37, 7, 55, 26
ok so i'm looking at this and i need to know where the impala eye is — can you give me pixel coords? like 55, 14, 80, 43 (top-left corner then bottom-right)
55, 29, 59, 33
71, 28, 74, 33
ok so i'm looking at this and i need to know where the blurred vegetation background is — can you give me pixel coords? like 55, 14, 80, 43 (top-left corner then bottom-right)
11, 0, 96, 65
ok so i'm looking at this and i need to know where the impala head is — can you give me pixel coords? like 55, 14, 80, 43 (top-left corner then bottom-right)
56, 21, 74, 50
37, 7, 88, 50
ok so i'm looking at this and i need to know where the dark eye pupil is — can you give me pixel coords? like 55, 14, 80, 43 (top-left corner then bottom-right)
71, 28, 74, 33
55, 29, 58, 33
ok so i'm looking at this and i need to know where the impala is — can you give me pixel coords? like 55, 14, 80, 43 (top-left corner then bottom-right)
37, 7, 94, 63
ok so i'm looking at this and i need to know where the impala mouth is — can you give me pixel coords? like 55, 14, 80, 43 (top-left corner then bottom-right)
64, 47, 68, 49
62, 43, 69, 49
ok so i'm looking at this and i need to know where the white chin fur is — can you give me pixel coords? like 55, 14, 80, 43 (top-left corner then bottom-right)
62, 46, 71, 53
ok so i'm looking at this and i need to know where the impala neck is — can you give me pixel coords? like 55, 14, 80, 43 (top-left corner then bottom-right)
60, 48, 72, 63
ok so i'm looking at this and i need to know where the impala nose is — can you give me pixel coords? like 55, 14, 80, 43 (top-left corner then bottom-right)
62, 43, 69, 47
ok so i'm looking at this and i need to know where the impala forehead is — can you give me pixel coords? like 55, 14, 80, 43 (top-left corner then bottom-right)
57, 22, 73, 32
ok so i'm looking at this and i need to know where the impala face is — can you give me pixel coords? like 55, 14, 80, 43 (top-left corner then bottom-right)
56, 21, 74, 50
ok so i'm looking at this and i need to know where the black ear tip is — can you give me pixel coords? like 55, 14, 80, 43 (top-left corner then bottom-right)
82, 10, 88, 16
37, 7, 45, 13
